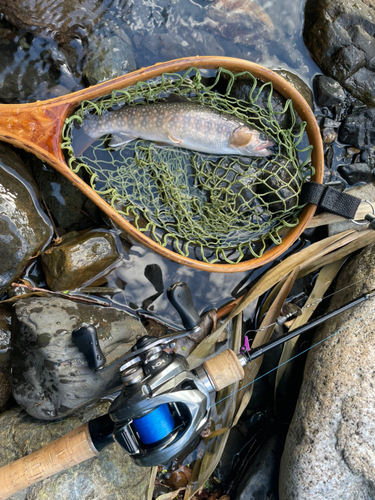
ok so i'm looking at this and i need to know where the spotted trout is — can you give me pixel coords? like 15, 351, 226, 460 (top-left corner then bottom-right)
77, 99, 274, 157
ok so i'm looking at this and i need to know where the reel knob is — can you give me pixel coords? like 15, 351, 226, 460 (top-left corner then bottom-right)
167, 282, 201, 330
72, 325, 106, 370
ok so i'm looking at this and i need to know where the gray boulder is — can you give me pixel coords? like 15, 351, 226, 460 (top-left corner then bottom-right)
12, 296, 146, 420
0, 144, 52, 295
304, 0, 375, 105
0, 401, 150, 499
279, 242, 375, 500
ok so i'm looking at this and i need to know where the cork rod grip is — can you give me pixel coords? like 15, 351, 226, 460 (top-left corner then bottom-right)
0, 422, 98, 500
203, 349, 244, 391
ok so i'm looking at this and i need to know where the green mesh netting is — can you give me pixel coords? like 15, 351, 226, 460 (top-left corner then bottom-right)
61, 67, 313, 264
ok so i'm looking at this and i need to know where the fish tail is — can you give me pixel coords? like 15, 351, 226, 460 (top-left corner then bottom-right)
72, 113, 105, 157
71, 127, 98, 158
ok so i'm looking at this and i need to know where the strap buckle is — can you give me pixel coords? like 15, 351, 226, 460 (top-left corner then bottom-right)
351, 199, 375, 226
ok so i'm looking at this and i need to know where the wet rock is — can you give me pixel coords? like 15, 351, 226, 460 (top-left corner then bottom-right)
0, 18, 81, 103
324, 145, 334, 171
83, 34, 136, 86
41, 229, 121, 291
165, 465, 192, 489
330, 45, 366, 83
0, 401, 150, 499
0, 27, 72, 103
0, 305, 12, 413
344, 67, 375, 106
0, 144, 52, 296
29, 158, 100, 232
280, 243, 375, 500
304, 0, 375, 106
338, 163, 375, 185
205, 0, 274, 45
227, 76, 300, 131
274, 70, 313, 110
256, 161, 302, 213
321, 128, 337, 144
0, 0, 109, 46
313, 75, 347, 108
338, 108, 375, 149
12, 296, 146, 420
235, 433, 283, 500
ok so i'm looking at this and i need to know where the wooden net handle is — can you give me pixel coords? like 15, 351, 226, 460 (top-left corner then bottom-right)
203, 349, 244, 391
0, 422, 97, 500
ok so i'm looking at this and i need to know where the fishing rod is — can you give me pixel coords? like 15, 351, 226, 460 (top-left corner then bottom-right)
0, 281, 374, 499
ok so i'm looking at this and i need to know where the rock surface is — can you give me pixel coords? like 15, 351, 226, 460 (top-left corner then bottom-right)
12, 296, 146, 420
226, 72, 306, 130
0, 305, 12, 413
0, 144, 52, 296
0, 0, 110, 45
339, 108, 375, 149
304, 0, 375, 105
29, 158, 101, 232
0, 401, 151, 499
338, 163, 375, 185
313, 75, 347, 108
83, 34, 136, 86
41, 229, 121, 291
235, 433, 282, 500
279, 243, 375, 500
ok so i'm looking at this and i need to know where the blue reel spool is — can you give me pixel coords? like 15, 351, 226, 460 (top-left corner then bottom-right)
132, 404, 175, 445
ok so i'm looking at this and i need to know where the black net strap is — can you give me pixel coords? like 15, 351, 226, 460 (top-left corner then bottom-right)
301, 181, 361, 219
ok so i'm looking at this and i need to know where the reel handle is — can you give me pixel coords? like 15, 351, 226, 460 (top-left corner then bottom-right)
0, 423, 97, 500
72, 325, 106, 370
167, 282, 201, 330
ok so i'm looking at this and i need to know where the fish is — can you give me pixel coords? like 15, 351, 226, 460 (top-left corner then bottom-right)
75, 98, 274, 157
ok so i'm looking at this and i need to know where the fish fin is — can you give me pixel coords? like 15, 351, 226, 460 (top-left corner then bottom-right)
228, 127, 253, 148
72, 128, 98, 157
165, 93, 190, 103
168, 131, 183, 144
154, 142, 174, 148
109, 133, 138, 148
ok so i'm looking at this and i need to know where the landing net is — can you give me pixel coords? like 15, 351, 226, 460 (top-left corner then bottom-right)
61, 67, 313, 264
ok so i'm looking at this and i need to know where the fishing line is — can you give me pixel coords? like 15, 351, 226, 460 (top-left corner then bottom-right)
243, 273, 371, 336
210, 307, 375, 410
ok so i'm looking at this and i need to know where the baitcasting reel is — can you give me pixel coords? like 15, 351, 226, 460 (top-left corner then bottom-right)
75, 282, 246, 467
109, 335, 224, 466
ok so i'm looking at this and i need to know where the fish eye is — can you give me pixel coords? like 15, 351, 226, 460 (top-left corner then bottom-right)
258, 132, 269, 142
